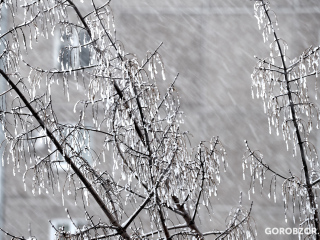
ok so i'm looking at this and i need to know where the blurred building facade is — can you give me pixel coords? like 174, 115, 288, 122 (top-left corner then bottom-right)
1, 0, 320, 239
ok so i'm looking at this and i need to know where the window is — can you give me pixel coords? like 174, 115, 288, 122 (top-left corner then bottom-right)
58, 33, 75, 71
78, 30, 90, 67
56, 30, 90, 70
49, 219, 87, 240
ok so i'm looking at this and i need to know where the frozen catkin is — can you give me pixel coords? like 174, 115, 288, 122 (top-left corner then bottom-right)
245, 1, 320, 239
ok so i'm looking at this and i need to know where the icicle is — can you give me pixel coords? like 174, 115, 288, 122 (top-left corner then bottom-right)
162, 68, 166, 81
62, 191, 64, 206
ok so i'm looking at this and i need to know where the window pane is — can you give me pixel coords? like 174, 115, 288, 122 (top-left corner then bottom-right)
59, 34, 73, 70
79, 31, 90, 67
